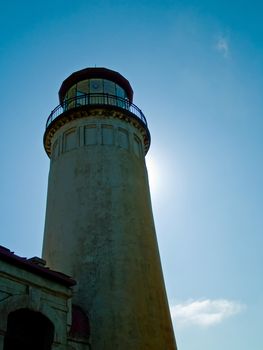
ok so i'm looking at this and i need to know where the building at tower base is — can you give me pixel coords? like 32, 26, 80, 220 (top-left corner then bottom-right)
0, 245, 91, 350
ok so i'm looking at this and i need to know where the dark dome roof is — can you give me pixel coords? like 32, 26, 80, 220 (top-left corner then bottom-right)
59, 67, 133, 103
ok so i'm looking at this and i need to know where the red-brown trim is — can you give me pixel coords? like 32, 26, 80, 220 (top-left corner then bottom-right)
0, 245, 76, 287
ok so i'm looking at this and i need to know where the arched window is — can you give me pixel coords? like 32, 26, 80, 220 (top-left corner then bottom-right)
4, 309, 54, 350
69, 305, 90, 340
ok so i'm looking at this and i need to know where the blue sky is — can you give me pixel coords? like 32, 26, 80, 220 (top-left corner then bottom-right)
0, 1, 262, 349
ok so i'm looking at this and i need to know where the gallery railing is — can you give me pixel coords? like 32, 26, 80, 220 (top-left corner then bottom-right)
46, 93, 147, 128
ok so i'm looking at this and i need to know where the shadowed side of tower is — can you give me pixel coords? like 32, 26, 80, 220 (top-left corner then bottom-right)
42, 67, 177, 349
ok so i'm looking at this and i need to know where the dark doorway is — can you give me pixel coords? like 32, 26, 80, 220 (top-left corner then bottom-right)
3, 308, 54, 350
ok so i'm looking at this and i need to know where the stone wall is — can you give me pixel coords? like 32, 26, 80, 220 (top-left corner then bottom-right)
0, 247, 90, 350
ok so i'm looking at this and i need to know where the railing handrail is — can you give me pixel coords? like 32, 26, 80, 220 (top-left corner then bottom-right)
46, 93, 147, 129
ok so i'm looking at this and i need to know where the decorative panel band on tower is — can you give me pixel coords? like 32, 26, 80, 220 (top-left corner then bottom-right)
51, 118, 144, 161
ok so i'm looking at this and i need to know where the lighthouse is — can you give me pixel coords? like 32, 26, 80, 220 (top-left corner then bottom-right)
42, 67, 177, 349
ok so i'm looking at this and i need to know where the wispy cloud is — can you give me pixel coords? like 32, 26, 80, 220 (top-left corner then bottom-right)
170, 299, 245, 328
215, 36, 229, 58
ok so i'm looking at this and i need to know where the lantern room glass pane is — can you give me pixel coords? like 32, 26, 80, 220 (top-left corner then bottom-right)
77, 80, 89, 95
90, 79, 103, 93
67, 85, 76, 100
104, 80, 116, 95
64, 85, 76, 110
76, 91, 86, 106
116, 85, 125, 98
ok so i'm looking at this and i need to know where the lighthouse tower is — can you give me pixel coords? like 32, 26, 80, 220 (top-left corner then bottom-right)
42, 67, 177, 349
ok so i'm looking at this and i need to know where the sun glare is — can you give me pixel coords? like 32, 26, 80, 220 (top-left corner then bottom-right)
146, 156, 160, 194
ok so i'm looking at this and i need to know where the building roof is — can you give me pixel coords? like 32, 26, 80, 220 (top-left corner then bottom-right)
0, 245, 76, 287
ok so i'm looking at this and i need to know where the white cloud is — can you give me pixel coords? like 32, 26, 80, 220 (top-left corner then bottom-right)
215, 36, 229, 57
170, 299, 245, 328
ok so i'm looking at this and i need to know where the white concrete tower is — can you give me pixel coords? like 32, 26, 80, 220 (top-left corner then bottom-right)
42, 67, 177, 349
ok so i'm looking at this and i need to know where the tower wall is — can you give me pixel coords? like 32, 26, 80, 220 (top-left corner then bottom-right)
42, 109, 177, 349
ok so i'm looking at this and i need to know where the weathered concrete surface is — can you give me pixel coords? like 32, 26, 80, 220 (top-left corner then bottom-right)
43, 113, 177, 349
